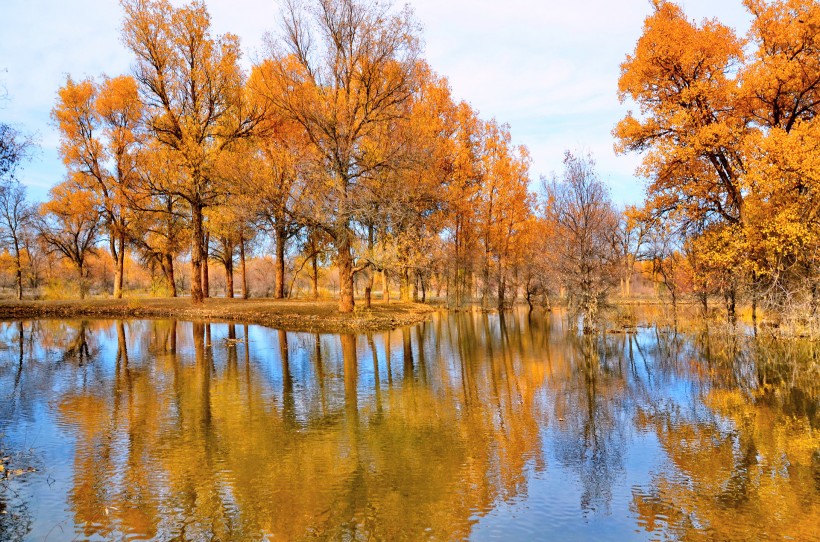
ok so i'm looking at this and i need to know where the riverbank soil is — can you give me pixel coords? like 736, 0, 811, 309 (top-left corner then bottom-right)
0, 298, 436, 333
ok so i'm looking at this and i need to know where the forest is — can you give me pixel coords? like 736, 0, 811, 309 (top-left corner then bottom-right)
1, 0, 819, 331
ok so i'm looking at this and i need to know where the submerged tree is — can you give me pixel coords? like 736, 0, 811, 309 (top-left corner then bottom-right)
543, 151, 618, 330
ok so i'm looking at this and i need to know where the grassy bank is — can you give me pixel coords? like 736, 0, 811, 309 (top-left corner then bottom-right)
0, 298, 437, 333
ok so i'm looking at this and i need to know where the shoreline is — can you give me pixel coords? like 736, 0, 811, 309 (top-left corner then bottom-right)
0, 298, 437, 334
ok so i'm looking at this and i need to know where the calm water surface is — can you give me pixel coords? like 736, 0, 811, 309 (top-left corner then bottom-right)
0, 309, 818, 541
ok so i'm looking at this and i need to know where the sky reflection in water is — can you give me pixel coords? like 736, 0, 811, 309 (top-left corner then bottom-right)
0, 309, 817, 541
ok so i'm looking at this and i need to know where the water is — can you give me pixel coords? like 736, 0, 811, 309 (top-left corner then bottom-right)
0, 309, 817, 541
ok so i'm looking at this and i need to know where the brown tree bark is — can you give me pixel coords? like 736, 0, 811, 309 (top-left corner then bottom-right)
12, 238, 22, 301
202, 229, 210, 299
239, 236, 248, 299
113, 231, 126, 299
190, 203, 204, 304
224, 255, 234, 298
381, 270, 390, 303
337, 235, 355, 313
275, 223, 286, 299
311, 252, 319, 299
163, 253, 176, 297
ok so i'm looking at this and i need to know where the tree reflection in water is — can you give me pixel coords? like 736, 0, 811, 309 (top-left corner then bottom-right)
0, 309, 816, 540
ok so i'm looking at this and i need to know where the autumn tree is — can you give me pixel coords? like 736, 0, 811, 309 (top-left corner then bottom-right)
0, 120, 36, 299
617, 0, 820, 320
52, 75, 143, 298
234, 90, 310, 299
255, 0, 421, 312
130, 145, 188, 296
37, 181, 101, 298
476, 120, 533, 310
121, 0, 262, 303
443, 103, 485, 309
612, 205, 646, 298
0, 180, 33, 299
543, 151, 619, 330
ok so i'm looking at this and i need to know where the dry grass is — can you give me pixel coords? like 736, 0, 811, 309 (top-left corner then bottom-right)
0, 297, 437, 333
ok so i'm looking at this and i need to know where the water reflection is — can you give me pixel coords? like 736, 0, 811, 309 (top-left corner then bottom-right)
0, 310, 817, 541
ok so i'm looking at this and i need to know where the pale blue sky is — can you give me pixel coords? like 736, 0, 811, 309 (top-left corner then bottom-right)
0, 0, 753, 204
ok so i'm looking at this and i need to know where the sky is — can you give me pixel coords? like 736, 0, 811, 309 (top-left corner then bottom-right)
0, 0, 753, 204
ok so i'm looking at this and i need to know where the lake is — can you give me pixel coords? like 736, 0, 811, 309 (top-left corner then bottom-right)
0, 309, 818, 540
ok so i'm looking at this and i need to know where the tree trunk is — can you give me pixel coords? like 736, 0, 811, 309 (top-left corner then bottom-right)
113, 231, 125, 299
190, 202, 204, 304
275, 224, 286, 299
312, 251, 319, 299
725, 287, 736, 323
400, 268, 411, 301
224, 253, 234, 298
78, 263, 86, 300
381, 269, 390, 303
239, 235, 248, 299
164, 253, 176, 297
364, 268, 373, 309
13, 239, 22, 301
337, 234, 355, 313
202, 229, 210, 299
420, 271, 426, 303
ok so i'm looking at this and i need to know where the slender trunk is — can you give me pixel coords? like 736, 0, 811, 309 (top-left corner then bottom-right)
412, 271, 418, 302
77, 262, 86, 300
381, 269, 390, 303
497, 259, 505, 311
751, 272, 758, 323
164, 253, 176, 297
401, 268, 411, 301
202, 229, 210, 299
190, 202, 204, 304
114, 231, 125, 299
13, 238, 22, 301
364, 225, 374, 309
275, 224, 286, 299
337, 234, 355, 313
312, 251, 319, 299
725, 287, 736, 323
364, 268, 373, 309
224, 250, 234, 298
239, 235, 248, 299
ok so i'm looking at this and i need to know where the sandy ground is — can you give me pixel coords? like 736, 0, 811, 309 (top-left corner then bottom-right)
0, 297, 437, 333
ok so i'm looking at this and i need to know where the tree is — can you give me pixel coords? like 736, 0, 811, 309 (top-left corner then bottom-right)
52, 75, 143, 298
616, 0, 820, 320
0, 123, 33, 184
543, 151, 619, 330
130, 145, 189, 297
37, 181, 101, 299
0, 180, 33, 299
121, 0, 262, 303
612, 206, 646, 298
256, 0, 421, 312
